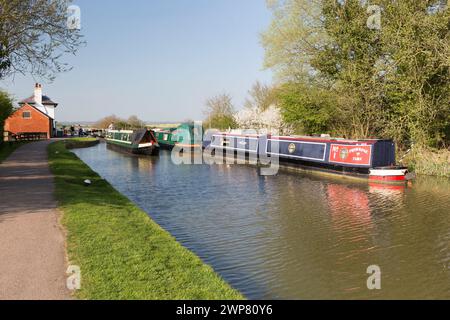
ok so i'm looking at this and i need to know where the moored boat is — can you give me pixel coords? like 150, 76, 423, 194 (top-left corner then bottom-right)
105, 129, 159, 155
153, 127, 178, 149
153, 123, 202, 150
207, 133, 412, 183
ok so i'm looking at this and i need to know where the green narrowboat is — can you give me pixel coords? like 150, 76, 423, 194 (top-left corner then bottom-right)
105, 129, 159, 155
153, 127, 178, 149
153, 123, 202, 150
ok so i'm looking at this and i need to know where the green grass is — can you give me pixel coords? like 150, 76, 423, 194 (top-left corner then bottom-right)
403, 147, 450, 178
69, 137, 98, 142
48, 140, 243, 300
0, 142, 27, 163
63, 138, 99, 149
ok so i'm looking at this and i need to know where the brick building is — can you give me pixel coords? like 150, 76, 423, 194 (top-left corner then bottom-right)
4, 84, 58, 139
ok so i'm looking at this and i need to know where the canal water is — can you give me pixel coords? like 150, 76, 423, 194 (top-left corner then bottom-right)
73, 142, 449, 299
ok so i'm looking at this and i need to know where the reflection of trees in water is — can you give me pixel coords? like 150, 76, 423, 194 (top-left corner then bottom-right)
258, 175, 341, 299
134, 156, 158, 172
410, 176, 450, 198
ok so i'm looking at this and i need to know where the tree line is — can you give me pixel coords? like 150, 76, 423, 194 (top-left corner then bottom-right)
94, 115, 146, 130
205, 1, 449, 151
261, 0, 449, 149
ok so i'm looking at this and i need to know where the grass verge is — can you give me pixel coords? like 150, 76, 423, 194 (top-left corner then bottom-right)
48, 140, 243, 300
64, 138, 100, 149
403, 147, 450, 178
0, 141, 27, 163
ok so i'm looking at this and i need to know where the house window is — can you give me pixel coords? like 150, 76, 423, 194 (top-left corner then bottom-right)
22, 111, 31, 119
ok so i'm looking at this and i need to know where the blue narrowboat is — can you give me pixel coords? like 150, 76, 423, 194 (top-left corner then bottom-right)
208, 133, 408, 182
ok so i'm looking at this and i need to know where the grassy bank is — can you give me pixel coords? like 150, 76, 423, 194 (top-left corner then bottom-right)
48, 140, 243, 300
403, 147, 450, 178
0, 142, 27, 163
64, 138, 100, 149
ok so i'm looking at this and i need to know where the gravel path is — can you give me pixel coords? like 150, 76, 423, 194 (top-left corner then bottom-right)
0, 141, 71, 300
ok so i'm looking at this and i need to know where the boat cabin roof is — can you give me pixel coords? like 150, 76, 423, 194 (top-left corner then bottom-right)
107, 130, 134, 134
214, 132, 391, 145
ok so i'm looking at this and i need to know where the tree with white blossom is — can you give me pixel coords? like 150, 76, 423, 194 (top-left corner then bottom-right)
235, 104, 292, 135
235, 81, 292, 135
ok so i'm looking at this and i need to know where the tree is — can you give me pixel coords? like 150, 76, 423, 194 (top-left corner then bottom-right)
95, 115, 120, 129
203, 93, 237, 130
261, 0, 327, 82
95, 115, 147, 130
262, 0, 450, 147
127, 115, 145, 129
276, 82, 338, 135
235, 104, 292, 135
244, 81, 278, 112
379, 1, 450, 147
0, 90, 13, 143
0, 0, 84, 80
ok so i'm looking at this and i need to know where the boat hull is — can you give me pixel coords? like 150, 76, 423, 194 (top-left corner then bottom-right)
369, 167, 409, 184
106, 140, 159, 156
154, 130, 176, 150
158, 142, 175, 150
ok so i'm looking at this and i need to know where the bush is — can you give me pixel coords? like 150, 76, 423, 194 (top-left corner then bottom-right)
403, 147, 450, 178
0, 90, 14, 144
203, 114, 237, 131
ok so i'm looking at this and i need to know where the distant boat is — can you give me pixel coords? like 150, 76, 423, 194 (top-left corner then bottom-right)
153, 127, 178, 149
105, 129, 159, 156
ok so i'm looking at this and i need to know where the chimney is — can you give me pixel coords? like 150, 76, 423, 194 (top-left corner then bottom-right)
34, 83, 42, 105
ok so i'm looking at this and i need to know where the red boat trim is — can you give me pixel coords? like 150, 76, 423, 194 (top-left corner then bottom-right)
369, 175, 407, 181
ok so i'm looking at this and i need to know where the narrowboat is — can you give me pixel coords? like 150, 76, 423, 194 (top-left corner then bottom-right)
105, 129, 159, 155
153, 127, 178, 149
153, 123, 202, 150
207, 133, 410, 183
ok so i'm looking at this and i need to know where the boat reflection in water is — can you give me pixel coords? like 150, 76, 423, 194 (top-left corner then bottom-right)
327, 183, 372, 222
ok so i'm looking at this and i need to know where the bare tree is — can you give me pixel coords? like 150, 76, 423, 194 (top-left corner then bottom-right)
95, 115, 120, 129
0, 0, 84, 80
203, 93, 237, 130
244, 81, 277, 111
127, 115, 145, 129
203, 93, 234, 118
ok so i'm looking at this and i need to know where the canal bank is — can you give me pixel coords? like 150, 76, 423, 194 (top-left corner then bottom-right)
48, 140, 243, 300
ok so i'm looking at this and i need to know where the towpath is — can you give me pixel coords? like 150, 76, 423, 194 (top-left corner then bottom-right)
0, 141, 71, 300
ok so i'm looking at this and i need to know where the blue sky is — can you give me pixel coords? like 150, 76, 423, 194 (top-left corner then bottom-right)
0, 0, 273, 122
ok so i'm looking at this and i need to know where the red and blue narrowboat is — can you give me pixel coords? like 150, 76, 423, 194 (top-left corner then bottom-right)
208, 133, 410, 183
